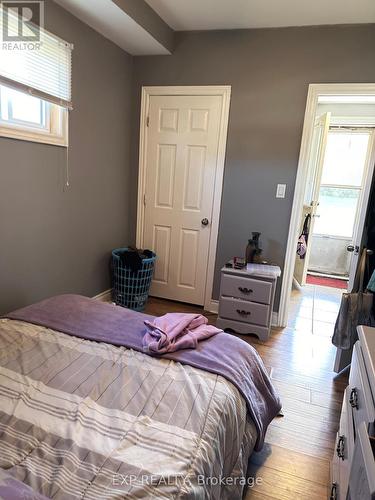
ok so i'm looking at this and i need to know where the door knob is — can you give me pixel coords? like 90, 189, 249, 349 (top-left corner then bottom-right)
201, 218, 209, 226
347, 245, 359, 253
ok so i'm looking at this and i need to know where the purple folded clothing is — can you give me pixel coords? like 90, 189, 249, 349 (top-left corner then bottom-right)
143, 312, 222, 353
5, 294, 281, 450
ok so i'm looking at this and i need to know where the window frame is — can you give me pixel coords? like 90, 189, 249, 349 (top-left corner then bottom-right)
0, 85, 68, 147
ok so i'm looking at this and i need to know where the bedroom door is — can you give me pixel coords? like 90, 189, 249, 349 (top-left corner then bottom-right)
294, 112, 331, 285
142, 94, 224, 305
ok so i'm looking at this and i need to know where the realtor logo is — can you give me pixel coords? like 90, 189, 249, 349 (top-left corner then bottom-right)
1, 1, 44, 42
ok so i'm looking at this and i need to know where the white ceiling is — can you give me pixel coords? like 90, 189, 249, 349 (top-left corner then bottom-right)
145, 0, 375, 30
55, 0, 170, 55
55, 0, 375, 56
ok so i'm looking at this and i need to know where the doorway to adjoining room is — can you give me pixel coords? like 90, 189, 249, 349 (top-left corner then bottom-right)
306, 127, 373, 290
279, 85, 375, 331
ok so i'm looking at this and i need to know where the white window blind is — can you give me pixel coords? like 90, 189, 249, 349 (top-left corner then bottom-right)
0, 7, 73, 109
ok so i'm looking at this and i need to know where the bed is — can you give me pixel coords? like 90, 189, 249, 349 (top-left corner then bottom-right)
0, 295, 281, 499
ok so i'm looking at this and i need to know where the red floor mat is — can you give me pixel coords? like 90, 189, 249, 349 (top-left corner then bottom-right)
306, 274, 348, 289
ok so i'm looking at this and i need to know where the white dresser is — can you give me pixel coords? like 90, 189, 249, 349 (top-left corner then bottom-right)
216, 264, 281, 341
331, 326, 375, 499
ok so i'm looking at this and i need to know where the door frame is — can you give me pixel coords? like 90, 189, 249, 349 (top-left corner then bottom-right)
279, 83, 375, 328
136, 85, 231, 312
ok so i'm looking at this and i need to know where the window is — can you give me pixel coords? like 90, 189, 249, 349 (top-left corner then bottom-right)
320, 132, 369, 186
314, 187, 360, 238
0, 5, 72, 146
0, 84, 67, 145
313, 131, 371, 238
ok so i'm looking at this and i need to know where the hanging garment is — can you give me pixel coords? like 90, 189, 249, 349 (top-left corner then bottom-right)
296, 214, 311, 259
332, 249, 375, 350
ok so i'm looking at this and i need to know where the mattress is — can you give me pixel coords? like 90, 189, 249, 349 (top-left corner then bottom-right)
0, 317, 257, 499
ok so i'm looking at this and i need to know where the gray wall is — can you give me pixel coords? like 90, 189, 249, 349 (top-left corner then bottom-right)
131, 25, 375, 307
0, 0, 133, 314
3, 16, 375, 315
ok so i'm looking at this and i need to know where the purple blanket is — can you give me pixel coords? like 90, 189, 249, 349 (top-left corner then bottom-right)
5, 294, 281, 450
0, 468, 48, 500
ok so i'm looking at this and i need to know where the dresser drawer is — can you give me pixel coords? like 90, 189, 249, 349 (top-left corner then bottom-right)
335, 387, 355, 499
330, 388, 355, 500
349, 342, 375, 431
348, 421, 375, 500
220, 274, 273, 304
330, 462, 339, 500
218, 296, 270, 326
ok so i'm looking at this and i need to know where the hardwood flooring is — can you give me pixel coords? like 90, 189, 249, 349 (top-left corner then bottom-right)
144, 284, 347, 499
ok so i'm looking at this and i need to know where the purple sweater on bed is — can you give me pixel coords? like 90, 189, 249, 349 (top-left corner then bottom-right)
5, 294, 281, 451
143, 312, 222, 353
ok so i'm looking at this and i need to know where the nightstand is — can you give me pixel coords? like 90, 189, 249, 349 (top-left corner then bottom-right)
216, 264, 281, 341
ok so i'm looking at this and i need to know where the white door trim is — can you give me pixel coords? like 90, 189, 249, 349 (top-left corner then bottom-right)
136, 85, 231, 312
279, 83, 375, 328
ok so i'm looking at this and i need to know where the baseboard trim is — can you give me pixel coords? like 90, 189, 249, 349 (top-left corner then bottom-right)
272, 312, 279, 327
93, 289, 112, 302
206, 299, 219, 314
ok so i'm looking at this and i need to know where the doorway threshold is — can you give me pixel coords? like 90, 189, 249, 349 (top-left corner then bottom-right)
307, 270, 349, 281
306, 272, 348, 289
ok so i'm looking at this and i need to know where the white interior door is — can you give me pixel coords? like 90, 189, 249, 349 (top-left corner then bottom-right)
294, 112, 331, 285
143, 94, 223, 305
346, 130, 375, 290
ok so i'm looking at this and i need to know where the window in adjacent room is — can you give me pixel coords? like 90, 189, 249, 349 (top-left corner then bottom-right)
0, 84, 68, 145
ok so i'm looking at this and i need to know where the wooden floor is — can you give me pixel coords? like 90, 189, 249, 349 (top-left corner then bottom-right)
144, 284, 347, 500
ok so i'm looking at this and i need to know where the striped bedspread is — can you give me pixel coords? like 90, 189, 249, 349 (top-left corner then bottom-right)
0, 318, 257, 499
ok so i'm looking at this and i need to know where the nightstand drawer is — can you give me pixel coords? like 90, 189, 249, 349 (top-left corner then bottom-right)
349, 342, 375, 431
220, 274, 272, 304
219, 296, 270, 326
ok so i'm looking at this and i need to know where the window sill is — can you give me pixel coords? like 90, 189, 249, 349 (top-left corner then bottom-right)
0, 124, 68, 147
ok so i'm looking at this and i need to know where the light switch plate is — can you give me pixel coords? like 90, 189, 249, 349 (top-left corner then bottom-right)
276, 184, 286, 198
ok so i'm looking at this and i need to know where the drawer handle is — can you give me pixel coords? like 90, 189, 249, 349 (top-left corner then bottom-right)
236, 309, 251, 316
336, 435, 345, 460
349, 387, 359, 409
238, 287, 253, 294
330, 482, 337, 500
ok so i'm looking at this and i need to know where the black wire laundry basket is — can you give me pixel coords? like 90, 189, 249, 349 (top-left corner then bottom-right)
111, 248, 156, 311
